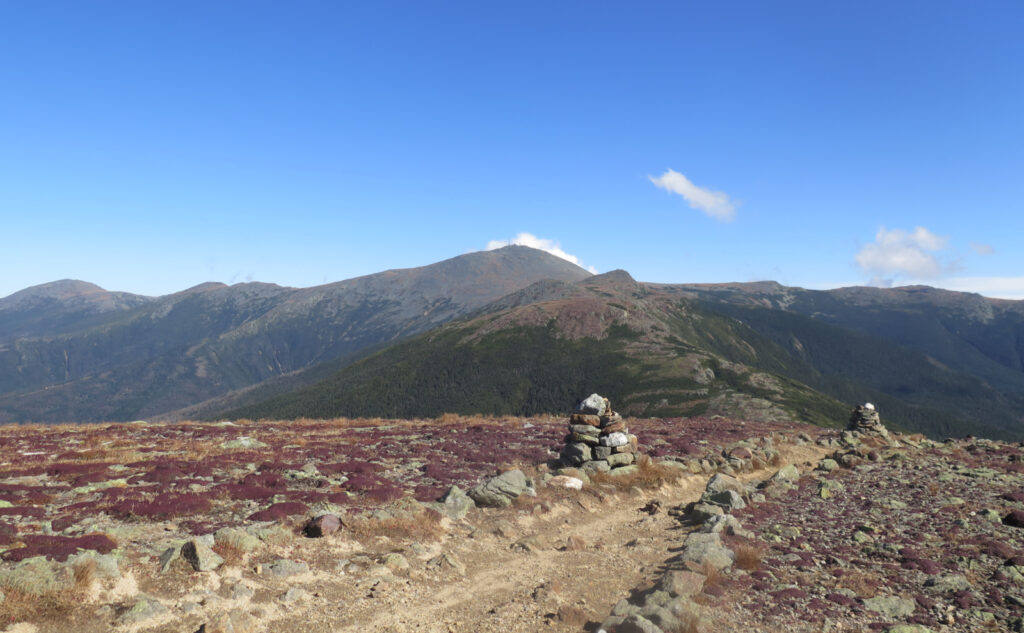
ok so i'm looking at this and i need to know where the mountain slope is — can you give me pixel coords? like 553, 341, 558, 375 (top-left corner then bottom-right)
225, 271, 850, 427
0, 246, 591, 423
228, 274, 1024, 440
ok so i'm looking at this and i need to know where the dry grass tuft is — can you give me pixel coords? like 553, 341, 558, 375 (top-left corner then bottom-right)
212, 542, 247, 567
352, 510, 446, 542
71, 557, 97, 591
589, 455, 684, 491
732, 542, 764, 571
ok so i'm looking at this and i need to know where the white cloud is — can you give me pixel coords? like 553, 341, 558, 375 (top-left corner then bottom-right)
485, 233, 597, 273
855, 226, 950, 282
971, 242, 995, 256
649, 169, 736, 222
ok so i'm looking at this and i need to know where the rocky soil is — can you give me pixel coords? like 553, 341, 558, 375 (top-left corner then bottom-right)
0, 415, 1021, 633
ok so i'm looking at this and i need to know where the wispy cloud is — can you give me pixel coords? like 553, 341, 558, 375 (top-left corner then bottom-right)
855, 226, 950, 285
971, 242, 995, 256
649, 169, 736, 222
485, 233, 597, 273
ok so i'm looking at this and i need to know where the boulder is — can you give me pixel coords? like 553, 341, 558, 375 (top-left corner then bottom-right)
468, 469, 529, 508
304, 514, 342, 538
704, 473, 744, 496
436, 485, 476, 520
658, 570, 706, 597
679, 532, 734, 570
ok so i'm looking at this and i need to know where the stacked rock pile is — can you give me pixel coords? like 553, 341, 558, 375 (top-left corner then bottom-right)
559, 393, 640, 475
847, 402, 889, 439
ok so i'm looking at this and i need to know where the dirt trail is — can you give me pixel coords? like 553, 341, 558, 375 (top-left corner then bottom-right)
264, 443, 830, 633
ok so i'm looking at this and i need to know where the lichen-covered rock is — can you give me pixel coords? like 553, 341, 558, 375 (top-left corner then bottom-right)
434, 485, 476, 520
658, 570, 706, 597
262, 558, 309, 578
182, 539, 223, 572
679, 532, 734, 570
468, 469, 529, 507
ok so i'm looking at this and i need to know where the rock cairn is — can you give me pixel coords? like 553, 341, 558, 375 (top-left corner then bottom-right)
559, 393, 639, 475
847, 402, 889, 438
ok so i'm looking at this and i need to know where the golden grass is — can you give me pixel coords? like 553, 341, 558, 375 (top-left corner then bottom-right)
589, 455, 685, 491
350, 509, 446, 542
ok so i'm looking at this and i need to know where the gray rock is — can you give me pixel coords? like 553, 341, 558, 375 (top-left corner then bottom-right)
924, 574, 971, 592
583, 460, 611, 476
280, 587, 307, 603
600, 432, 629, 447
561, 442, 593, 466
818, 458, 840, 472
427, 552, 466, 576
383, 553, 409, 571
639, 604, 678, 632
679, 532, 735, 570
435, 485, 476, 520
119, 596, 167, 623
617, 614, 664, 633
607, 452, 636, 467
607, 464, 640, 477
594, 446, 614, 460
704, 489, 746, 511
704, 473, 744, 496
863, 595, 916, 618
701, 514, 753, 538
771, 464, 800, 482
263, 558, 309, 578
689, 502, 724, 522
576, 393, 607, 415
570, 424, 601, 437
214, 527, 261, 552
468, 469, 529, 507
181, 540, 223, 572
658, 570, 706, 597
158, 546, 180, 573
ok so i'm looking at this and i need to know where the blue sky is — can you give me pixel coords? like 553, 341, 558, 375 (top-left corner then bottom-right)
2, 1, 1022, 299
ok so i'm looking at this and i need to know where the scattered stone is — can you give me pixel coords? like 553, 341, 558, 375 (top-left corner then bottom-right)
261, 558, 309, 578
181, 539, 223, 572
863, 595, 916, 617
220, 436, 268, 450
382, 553, 410, 571
548, 475, 584, 490
304, 514, 342, 538
433, 485, 476, 519
770, 464, 800, 482
280, 587, 307, 603
658, 570, 706, 597
119, 596, 167, 623
427, 552, 466, 576
198, 609, 255, 633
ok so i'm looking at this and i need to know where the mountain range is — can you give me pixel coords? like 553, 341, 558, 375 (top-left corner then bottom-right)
2, 246, 1023, 440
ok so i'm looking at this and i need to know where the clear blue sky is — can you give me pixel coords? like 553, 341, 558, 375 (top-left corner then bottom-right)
2, 1, 1022, 299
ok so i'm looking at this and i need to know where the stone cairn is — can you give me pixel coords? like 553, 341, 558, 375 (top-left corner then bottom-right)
559, 393, 640, 475
847, 402, 889, 438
